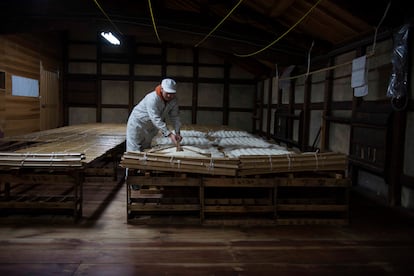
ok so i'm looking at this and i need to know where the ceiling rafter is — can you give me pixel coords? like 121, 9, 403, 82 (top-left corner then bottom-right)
0, 0, 410, 77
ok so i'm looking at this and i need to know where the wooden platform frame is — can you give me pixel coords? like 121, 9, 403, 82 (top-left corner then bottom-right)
0, 124, 127, 219
0, 168, 84, 218
0, 148, 124, 219
126, 172, 350, 226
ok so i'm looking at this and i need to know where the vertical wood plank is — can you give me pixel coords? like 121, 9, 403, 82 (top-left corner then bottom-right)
40, 64, 60, 130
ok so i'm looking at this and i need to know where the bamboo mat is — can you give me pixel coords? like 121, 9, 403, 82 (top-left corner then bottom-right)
2, 123, 126, 143
121, 151, 239, 176
121, 125, 348, 176
120, 150, 348, 176
0, 152, 85, 168
0, 124, 126, 168
237, 151, 348, 176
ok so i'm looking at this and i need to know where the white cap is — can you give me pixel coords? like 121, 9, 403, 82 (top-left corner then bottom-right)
161, 78, 177, 93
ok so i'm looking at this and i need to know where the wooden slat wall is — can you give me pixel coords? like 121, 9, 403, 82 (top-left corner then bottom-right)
5, 95, 39, 135
0, 34, 62, 137
64, 37, 256, 130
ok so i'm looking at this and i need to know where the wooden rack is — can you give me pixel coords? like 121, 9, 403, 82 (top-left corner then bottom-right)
0, 124, 126, 219
0, 168, 84, 218
126, 171, 350, 226
122, 127, 350, 225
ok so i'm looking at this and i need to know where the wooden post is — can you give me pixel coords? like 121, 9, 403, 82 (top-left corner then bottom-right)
266, 75, 273, 139
223, 63, 230, 126
321, 58, 333, 151
288, 79, 295, 142
302, 75, 311, 151
192, 47, 199, 124
388, 110, 406, 206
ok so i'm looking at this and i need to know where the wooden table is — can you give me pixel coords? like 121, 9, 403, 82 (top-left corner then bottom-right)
0, 123, 126, 219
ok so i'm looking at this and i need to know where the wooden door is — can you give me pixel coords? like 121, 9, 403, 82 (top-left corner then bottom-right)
40, 63, 60, 131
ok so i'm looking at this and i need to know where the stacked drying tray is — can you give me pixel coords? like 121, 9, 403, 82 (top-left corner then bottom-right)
120, 126, 348, 176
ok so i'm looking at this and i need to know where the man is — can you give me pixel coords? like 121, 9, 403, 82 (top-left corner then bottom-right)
126, 78, 182, 152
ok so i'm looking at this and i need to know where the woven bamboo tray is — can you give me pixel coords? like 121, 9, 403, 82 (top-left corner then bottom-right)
0, 123, 126, 168
120, 150, 348, 176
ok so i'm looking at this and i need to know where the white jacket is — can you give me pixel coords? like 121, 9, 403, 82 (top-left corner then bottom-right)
126, 90, 181, 151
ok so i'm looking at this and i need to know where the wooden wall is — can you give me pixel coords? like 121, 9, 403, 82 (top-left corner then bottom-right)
64, 32, 257, 131
0, 33, 62, 137
255, 34, 414, 208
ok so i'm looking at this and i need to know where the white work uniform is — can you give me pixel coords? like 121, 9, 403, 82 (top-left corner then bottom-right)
126, 90, 181, 152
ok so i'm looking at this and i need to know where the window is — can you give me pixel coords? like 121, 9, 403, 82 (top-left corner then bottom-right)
12, 75, 39, 97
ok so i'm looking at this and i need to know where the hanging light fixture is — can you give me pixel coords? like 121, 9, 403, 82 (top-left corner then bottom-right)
94, 0, 123, 46
100, 31, 121, 45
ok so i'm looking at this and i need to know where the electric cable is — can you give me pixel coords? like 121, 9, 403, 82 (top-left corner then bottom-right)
370, 1, 392, 55
279, 0, 390, 82
305, 40, 314, 80
234, 0, 324, 58
195, 0, 244, 47
279, 53, 373, 82
148, 0, 162, 43
92, 0, 123, 35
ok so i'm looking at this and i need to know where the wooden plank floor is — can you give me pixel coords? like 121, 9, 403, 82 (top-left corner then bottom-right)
0, 173, 414, 275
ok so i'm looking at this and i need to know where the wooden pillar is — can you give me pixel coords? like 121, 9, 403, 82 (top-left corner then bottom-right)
277, 77, 282, 109
301, 76, 311, 151
259, 80, 265, 135
266, 76, 273, 139
222, 63, 230, 125
192, 47, 199, 124
388, 28, 412, 206
62, 31, 69, 125
96, 32, 102, 122
321, 58, 334, 151
349, 49, 365, 189
128, 36, 135, 112
287, 79, 295, 142
252, 82, 259, 134
388, 110, 406, 206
